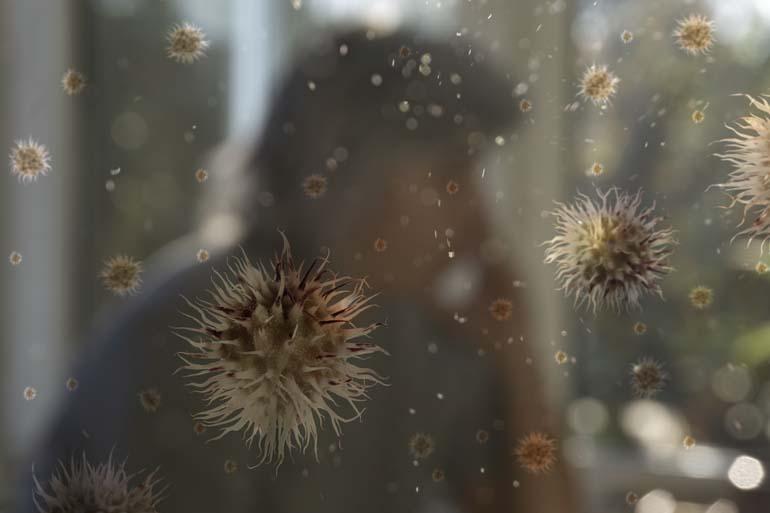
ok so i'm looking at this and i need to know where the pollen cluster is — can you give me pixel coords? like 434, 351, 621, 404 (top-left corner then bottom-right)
166, 22, 209, 64
674, 14, 715, 55
577, 65, 619, 106
9, 138, 51, 183
714, 95, 770, 252
544, 189, 676, 312
33, 454, 164, 513
177, 235, 386, 465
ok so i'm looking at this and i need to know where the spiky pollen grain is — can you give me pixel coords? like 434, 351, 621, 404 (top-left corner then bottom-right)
544, 188, 676, 312
408, 432, 435, 460
166, 22, 209, 64
630, 357, 667, 398
9, 138, 51, 183
674, 14, 715, 55
61, 69, 87, 95
514, 432, 557, 474
577, 65, 619, 106
714, 95, 770, 252
33, 454, 164, 513
689, 285, 713, 309
302, 174, 328, 198
99, 255, 143, 296
176, 235, 386, 466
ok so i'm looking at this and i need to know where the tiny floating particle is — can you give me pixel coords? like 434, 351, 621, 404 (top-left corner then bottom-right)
61, 68, 87, 95
302, 174, 327, 198
674, 14, 715, 55
544, 189, 676, 312
9, 138, 51, 183
554, 351, 568, 365
409, 433, 435, 460
756, 262, 768, 274
65, 377, 79, 392
193, 422, 206, 435
431, 468, 445, 482
692, 109, 705, 124
519, 98, 533, 112
196, 248, 210, 263
630, 358, 667, 398
374, 237, 388, 252
223, 459, 238, 474
577, 65, 619, 106
99, 255, 143, 296
625, 491, 639, 505
587, 161, 604, 177
32, 454, 164, 513
633, 322, 648, 335
195, 168, 208, 183
489, 298, 513, 321
9, 251, 22, 266
682, 435, 696, 449
476, 429, 490, 444
689, 285, 714, 309
621, 30, 634, 44
24, 386, 37, 401
514, 432, 557, 474
446, 180, 460, 195
166, 22, 209, 64
138, 388, 161, 413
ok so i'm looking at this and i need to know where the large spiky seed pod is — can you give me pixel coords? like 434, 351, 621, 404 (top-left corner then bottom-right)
544, 189, 676, 312
176, 234, 386, 466
713, 95, 770, 253
33, 453, 164, 513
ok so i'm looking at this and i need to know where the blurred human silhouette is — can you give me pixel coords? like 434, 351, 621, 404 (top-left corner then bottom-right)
19, 29, 576, 513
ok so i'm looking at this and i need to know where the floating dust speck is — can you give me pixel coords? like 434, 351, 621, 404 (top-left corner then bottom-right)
683, 435, 696, 449
756, 262, 768, 274
373, 238, 388, 252
476, 429, 490, 444
432, 468, 445, 482
446, 180, 460, 195
621, 30, 634, 43
65, 377, 79, 392
633, 322, 647, 335
223, 459, 238, 474
625, 491, 639, 505
554, 350, 568, 365
9, 251, 22, 266
138, 388, 161, 413
195, 168, 208, 183
193, 422, 206, 435
371, 74, 383, 86
519, 99, 533, 112
24, 386, 37, 401
196, 249, 209, 263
